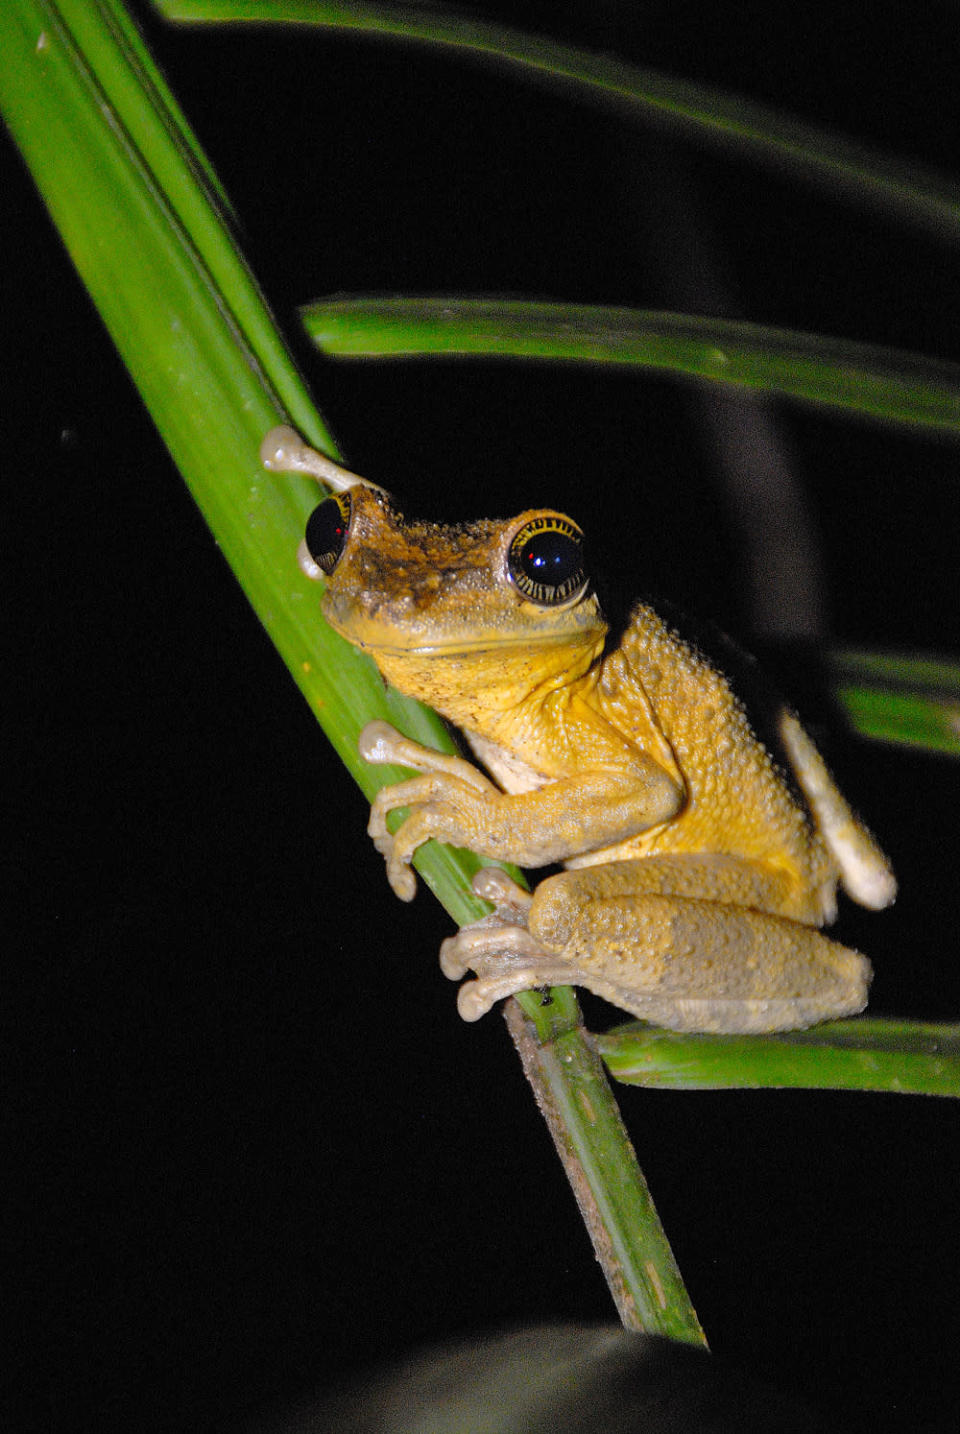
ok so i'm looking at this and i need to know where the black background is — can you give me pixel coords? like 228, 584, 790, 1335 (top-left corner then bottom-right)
5, 3, 960, 1429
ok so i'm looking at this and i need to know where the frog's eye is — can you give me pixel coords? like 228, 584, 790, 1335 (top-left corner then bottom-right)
507, 514, 588, 606
303, 492, 352, 576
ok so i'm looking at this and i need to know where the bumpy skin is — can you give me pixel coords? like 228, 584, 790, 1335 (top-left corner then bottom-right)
270, 432, 896, 1032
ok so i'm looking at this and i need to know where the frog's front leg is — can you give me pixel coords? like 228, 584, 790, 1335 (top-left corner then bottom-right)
359, 719, 682, 897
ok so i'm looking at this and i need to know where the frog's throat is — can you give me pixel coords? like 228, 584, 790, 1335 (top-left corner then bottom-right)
337, 623, 607, 718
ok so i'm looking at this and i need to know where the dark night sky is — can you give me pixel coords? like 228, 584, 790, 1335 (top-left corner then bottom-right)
5, 4, 960, 1429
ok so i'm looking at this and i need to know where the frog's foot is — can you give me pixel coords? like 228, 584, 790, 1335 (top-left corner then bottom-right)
359, 721, 499, 902
469, 866, 533, 917
438, 867, 534, 976
445, 934, 576, 1021
440, 871, 570, 1021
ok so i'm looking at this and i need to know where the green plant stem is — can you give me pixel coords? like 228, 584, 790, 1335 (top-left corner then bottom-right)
506, 1000, 707, 1343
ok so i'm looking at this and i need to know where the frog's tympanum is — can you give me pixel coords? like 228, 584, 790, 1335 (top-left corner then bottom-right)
263, 427, 896, 1033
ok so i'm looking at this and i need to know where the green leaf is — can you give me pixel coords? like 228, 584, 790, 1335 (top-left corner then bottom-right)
157, 0, 960, 245
597, 1019, 960, 1097
300, 296, 960, 437
827, 651, 960, 756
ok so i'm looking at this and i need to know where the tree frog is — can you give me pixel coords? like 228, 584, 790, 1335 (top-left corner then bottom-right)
263, 427, 896, 1033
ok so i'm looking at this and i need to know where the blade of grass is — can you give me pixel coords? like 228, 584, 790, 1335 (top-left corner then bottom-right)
597, 1018, 960, 1097
300, 297, 960, 438
157, 0, 960, 246
1, 0, 706, 1342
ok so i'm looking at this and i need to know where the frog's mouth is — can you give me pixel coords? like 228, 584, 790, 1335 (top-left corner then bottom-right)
348, 631, 581, 658
329, 624, 603, 668
322, 598, 606, 660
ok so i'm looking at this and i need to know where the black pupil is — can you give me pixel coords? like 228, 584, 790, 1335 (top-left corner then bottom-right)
519, 529, 581, 587
304, 498, 347, 573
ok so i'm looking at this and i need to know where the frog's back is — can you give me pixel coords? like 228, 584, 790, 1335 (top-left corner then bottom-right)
589, 603, 835, 917
602, 602, 895, 917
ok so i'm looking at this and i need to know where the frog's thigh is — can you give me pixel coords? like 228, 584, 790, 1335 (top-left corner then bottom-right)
529, 853, 799, 947
530, 887, 870, 1033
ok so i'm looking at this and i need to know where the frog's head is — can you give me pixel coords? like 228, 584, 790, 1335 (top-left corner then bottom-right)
301, 479, 605, 661
262, 426, 607, 707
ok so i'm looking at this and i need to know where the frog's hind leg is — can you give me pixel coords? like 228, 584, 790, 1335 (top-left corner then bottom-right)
443, 858, 871, 1033
540, 891, 871, 1032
